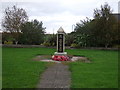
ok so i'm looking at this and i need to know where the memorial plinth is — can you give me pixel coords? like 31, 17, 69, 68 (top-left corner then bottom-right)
54, 27, 67, 55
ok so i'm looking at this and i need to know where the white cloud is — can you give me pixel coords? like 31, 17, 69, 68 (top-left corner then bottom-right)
29, 11, 90, 33
0, 0, 119, 33
118, 1, 120, 13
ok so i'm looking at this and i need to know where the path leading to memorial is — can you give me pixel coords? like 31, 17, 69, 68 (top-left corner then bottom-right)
37, 63, 71, 88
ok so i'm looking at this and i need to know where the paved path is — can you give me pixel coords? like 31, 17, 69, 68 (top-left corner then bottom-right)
37, 63, 71, 88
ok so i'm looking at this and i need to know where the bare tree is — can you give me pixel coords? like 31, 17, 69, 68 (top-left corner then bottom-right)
2, 5, 28, 44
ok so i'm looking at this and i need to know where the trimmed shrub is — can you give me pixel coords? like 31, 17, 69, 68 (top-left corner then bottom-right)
4, 41, 13, 44
70, 43, 79, 48
112, 45, 120, 48
43, 42, 51, 47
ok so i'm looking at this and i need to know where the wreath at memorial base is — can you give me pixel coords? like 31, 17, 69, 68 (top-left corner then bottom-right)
52, 55, 70, 61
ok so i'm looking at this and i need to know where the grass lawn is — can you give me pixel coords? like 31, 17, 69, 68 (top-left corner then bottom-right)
2, 47, 118, 88
2, 47, 56, 88
67, 49, 118, 88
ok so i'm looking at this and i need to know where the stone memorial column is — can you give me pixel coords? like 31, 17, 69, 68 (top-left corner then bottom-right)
54, 27, 67, 55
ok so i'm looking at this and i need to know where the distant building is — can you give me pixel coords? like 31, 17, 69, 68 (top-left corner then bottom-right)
111, 13, 120, 22
0, 32, 2, 44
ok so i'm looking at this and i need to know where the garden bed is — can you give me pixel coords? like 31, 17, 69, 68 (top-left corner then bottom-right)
33, 55, 91, 63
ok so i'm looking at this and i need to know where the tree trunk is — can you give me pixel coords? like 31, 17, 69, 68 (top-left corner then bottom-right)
15, 41, 18, 45
105, 44, 109, 48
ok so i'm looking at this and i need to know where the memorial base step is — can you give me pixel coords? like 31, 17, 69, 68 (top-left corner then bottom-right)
54, 52, 67, 55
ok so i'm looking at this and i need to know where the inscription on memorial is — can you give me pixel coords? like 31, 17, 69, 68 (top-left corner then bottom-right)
58, 34, 63, 52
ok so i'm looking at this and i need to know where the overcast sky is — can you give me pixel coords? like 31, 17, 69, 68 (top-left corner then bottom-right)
0, 0, 119, 33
